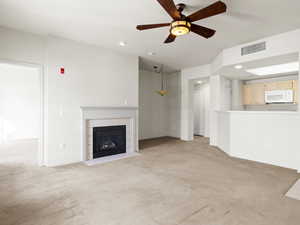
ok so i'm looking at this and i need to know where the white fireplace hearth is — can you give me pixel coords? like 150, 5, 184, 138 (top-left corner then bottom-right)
81, 107, 139, 164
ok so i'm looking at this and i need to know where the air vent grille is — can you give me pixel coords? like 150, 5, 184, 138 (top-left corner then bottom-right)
241, 42, 266, 56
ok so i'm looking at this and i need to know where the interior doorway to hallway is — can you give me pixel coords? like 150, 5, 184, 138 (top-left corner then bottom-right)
193, 79, 210, 138
0, 62, 42, 166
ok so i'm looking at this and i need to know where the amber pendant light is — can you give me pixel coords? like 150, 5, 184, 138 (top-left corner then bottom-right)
154, 65, 167, 96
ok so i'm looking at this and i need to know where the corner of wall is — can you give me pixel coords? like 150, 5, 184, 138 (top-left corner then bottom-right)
211, 51, 224, 75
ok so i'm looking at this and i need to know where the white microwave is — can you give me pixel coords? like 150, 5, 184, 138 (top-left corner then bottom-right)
265, 90, 294, 103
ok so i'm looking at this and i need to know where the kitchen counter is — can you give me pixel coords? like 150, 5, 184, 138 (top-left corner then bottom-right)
216, 110, 300, 172
218, 110, 299, 114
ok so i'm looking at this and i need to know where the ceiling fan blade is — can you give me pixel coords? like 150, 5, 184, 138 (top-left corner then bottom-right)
157, 0, 181, 20
191, 24, 216, 39
136, 23, 170, 30
164, 33, 176, 43
187, 1, 227, 22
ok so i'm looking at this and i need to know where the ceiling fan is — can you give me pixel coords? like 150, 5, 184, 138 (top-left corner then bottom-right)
136, 0, 227, 43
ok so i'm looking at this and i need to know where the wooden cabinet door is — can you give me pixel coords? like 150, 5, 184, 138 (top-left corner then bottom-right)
243, 80, 297, 105
265, 80, 293, 91
251, 83, 265, 105
243, 83, 265, 105
243, 85, 252, 105
265, 82, 276, 91
293, 80, 298, 103
276, 80, 293, 90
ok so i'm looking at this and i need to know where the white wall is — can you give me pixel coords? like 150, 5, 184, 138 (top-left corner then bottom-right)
45, 36, 138, 166
209, 76, 220, 145
223, 29, 300, 66
182, 29, 300, 143
166, 72, 181, 138
217, 111, 300, 171
231, 80, 244, 111
180, 28, 300, 172
181, 29, 300, 143
139, 70, 168, 140
193, 86, 201, 135
139, 70, 181, 140
0, 64, 40, 142
209, 75, 232, 146
0, 27, 139, 166
181, 65, 211, 141
220, 77, 232, 111
217, 111, 230, 154
0, 27, 45, 65
2, 25, 300, 168
214, 30, 300, 172
181, 65, 231, 142
193, 83, 210, 137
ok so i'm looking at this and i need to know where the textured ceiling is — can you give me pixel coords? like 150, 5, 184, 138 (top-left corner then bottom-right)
0, 0, 300, 71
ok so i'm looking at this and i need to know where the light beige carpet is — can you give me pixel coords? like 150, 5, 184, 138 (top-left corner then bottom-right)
0, 137, 300, 225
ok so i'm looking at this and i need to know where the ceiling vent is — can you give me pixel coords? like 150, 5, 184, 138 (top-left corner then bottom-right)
241, 42, 266, 56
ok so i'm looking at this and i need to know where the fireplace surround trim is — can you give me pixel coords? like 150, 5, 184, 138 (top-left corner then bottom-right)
80, 106, 138, 161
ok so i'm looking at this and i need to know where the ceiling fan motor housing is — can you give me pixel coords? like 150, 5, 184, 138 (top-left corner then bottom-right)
176, 3, 186, 13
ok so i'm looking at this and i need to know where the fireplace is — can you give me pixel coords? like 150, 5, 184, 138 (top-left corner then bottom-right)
93, 125, 126, 159
81, 106, 138, 162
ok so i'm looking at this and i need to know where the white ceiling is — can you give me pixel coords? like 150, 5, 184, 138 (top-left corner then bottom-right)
1, 0, 300, 71
220, 53, 299, 80
139, 57, 179, 73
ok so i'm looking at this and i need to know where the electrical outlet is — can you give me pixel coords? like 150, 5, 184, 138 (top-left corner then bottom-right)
59, 143, 66, 150
124, 99, 128, 105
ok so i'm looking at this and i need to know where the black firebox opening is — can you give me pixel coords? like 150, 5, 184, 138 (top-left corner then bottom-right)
93, 125, 126, 159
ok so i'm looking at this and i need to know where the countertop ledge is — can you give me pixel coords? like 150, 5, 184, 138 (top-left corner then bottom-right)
216, 110, 300, 115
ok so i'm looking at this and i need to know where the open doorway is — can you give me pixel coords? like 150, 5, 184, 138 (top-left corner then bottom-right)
138, 59, 181, 150
0, 62, 42, 166
193, 79, 210, 138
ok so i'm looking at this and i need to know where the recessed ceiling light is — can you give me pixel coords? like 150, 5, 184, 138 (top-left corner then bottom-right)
148, 52, 156, 56
234, 65, 243, 69
197, 81, 203, 84
246, 62, 299, 76
119, 41, 127, 47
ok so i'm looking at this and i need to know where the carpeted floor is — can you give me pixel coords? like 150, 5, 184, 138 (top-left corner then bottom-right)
0, 137, 300, 225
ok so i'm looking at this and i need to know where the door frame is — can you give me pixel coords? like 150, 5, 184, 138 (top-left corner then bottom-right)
0, 59, 45, 166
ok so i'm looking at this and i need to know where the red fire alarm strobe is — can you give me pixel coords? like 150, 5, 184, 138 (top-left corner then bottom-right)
60, 67, 65, 75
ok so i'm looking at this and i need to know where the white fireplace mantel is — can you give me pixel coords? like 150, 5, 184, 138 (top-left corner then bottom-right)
80, 106, 139, 161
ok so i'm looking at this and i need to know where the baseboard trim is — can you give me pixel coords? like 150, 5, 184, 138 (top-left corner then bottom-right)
139, 136, 179, 142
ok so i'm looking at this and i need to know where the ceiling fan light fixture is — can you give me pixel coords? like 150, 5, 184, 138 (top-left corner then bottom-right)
136, 0, 227, 43
170, 21, 191, 36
